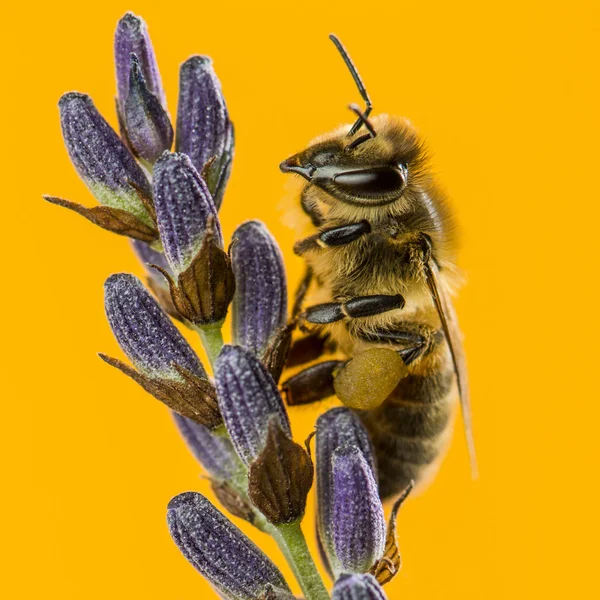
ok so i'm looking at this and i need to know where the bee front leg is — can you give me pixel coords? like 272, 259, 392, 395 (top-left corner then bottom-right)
293, 220, 372, 255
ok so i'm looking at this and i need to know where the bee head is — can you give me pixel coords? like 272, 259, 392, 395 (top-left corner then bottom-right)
280, 115, 426, 208
280, 35, 427, 210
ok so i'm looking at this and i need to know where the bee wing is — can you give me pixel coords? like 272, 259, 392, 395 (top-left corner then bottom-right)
425, 259, 478, 478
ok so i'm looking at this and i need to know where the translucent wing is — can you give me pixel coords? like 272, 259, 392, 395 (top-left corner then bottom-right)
425, 259, 478, 477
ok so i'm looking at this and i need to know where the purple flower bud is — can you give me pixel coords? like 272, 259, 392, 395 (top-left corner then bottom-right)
104, 273, 204, 380
332, 574, 388, 600
167, 492, 292, 599
231, 221, 287, 357
332, 446, 386, 574
215, 345, 290, 466
176, 56, 233, 209
59, 93, 153, 226
114, 12, 165, 113
316, 408, 377, 575
152, 152, 221, 276
172, 413, 238, 481
124, 54, 173, 164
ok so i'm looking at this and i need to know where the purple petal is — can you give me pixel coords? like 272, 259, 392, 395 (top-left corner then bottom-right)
59, 92, 152, 225
172, 413, 239, 481
231, 221, 287, 357
332, 446, 386, 574
104, 273, 205, 379
167, 492, 292, 598
215, 345, 290, 466
316, 408, 377, 574
124, 54, 173, 164
176, 56, 233, 208
114, 12, 165, 113
152, 152, 221, 275
332, 574, 388, 600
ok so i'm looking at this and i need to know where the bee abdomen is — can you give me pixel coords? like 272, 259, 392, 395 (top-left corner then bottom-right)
358, 364, 456, 499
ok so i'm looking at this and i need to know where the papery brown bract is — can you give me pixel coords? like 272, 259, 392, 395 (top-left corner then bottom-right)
248, 418, 313, 525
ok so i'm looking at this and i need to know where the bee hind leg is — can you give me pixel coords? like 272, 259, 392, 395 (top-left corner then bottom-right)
356, 324, 444, 366
281, 360, 346, 406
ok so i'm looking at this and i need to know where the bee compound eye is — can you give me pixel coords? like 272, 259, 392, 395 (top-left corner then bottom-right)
333, 167, 406, 199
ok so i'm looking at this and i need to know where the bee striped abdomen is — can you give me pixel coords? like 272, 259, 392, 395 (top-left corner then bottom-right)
358, 349, 456, 499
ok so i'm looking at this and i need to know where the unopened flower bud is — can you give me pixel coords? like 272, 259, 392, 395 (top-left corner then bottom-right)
56, 93, 155, 230
101, 274, 221, 429
215, 345, 289, 466
332, 574, 388, 600
231, 220, 287, 358
123, 54, 173, 164
151, 152, 235, 325
215, 345, 312, 524
176, 56, 233, 209
316, 408, 377, 575
332, 445, 386, 574
114, 12, 165, 113
167, 492, 293, 599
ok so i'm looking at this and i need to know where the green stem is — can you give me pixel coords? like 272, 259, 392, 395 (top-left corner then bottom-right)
196, 323, 224, 368
275, 521, 329, 600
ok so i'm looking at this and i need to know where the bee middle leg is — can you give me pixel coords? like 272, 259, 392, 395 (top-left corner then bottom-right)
302, 294, 405, 324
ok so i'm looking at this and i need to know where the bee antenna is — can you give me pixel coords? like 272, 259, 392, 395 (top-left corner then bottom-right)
329, 34, 373, 136
348, 103, 376, 137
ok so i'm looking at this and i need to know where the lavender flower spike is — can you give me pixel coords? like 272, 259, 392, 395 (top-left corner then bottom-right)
232, 221, 287, 357
176, 56, 233, 209
332, 574, 388, 600
215, 345, 290, 466
115, 12, 165, 113
316, 408, 377, 575
168, 492, 293, 600
172, 413, 238, 482
153, 152, 221, 276
58, 93, 153, 226
104, 274, 204, 380
332, 445, 386, 574
124, 54, 173, 164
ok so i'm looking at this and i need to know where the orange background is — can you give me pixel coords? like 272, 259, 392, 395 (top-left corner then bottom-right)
2, 1, 599, 598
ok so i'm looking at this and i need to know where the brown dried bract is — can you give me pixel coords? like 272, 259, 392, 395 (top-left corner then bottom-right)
151, 215, 235, 325
370, 481, 414, 585
248, 419, 314, 525
262, 323, 295, 383
44, 196, 158, 243
211, 480, 256, 524
98, 354, 222, 429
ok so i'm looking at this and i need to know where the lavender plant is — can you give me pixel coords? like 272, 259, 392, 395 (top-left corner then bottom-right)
45, 12, 412, 599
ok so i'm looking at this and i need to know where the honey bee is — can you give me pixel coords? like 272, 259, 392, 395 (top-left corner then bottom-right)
278, 35, 476, 498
